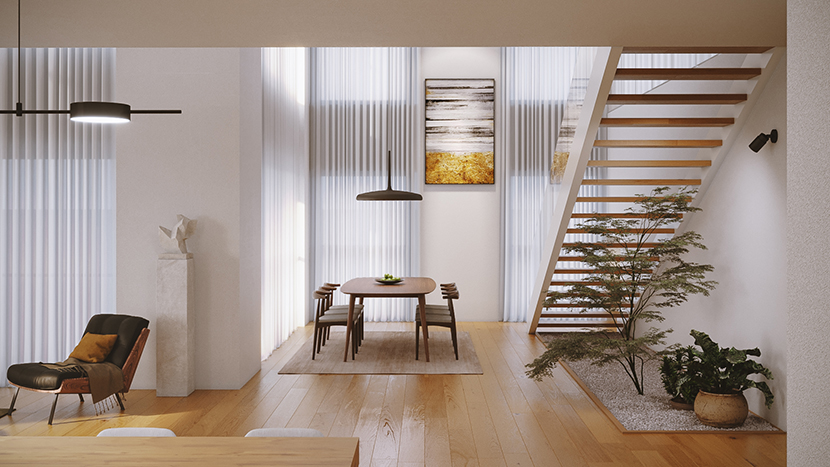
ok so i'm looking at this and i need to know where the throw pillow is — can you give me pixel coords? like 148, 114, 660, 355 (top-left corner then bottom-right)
69, 333, 119, 363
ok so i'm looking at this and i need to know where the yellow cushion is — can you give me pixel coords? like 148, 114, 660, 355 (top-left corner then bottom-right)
69, 333, 119, 363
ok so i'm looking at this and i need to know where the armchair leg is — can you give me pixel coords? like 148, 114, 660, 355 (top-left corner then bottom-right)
115, 393, 125, 411
0, 387, 20, 418
78, 394, 84, 402
48, 394, 59, 425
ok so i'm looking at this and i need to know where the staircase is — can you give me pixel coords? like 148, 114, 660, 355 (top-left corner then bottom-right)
528, 46, 784, 333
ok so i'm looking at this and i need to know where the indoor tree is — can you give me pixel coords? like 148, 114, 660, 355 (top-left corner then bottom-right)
526, 187, 717, 395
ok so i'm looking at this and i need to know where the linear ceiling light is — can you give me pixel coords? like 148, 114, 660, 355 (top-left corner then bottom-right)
0, 0, 181, 123
356, 150, 423, 201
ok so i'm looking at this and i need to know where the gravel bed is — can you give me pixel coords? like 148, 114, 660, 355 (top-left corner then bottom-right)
563, 358, 779, 431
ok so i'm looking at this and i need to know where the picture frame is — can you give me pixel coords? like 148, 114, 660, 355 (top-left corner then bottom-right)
425, 78, 495, 185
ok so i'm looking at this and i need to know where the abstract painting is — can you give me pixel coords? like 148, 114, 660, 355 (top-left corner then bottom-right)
425, 79, 494, 184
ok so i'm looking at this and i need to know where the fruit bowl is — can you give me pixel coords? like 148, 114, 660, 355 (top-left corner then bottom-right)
376, 275, 402, 284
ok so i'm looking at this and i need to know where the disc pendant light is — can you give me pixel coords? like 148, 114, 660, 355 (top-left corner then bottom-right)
0, 0, 181, 123
356, 150, 422, 201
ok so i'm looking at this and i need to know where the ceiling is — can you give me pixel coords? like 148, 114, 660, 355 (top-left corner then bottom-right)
0, 0, 785, 48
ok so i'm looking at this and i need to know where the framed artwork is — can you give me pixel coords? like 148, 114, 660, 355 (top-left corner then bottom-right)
425, 79, 495, 184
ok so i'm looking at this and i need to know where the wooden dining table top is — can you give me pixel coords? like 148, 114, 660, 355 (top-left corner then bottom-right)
0, 436, 359, 467
340, 276, 436, 297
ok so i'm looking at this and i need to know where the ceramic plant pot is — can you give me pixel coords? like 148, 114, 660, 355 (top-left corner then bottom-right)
694, 390, 748, 428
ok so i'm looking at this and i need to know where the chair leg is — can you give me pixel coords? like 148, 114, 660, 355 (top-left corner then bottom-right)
451, 324, 459, 360
78, 394, 84, 402
5, 387, 20, 415
415, 320, 420, 360
115, 393, 125, 411
48, 394, 59, 425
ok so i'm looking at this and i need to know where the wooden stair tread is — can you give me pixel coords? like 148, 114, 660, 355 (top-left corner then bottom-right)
558, 254, 659, 261
594, 140, 721, 148
576, 196, 648, 203
537, 322, 620, 328
562, 242, 661, 248
615, 68, 761, 80
582, 179, 701, 186
541, 313, 629, 318
566, 227, 673, 234
550, 281, 603, 286
587, 160, 710, 167
606, 94, 747, 105
621, 46, 774, 54
599, 117, 734, 127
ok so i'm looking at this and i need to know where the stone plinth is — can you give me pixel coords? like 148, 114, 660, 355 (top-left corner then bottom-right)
156, 253, 195, 397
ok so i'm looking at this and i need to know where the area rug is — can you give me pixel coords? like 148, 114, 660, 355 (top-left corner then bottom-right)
279, 331, 483, 375
537, 333, 781, 432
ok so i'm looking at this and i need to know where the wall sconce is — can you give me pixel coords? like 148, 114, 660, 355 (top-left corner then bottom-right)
749, 129, 778, 153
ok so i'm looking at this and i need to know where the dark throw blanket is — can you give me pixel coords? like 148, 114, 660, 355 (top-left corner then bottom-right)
42, 358, 124, 404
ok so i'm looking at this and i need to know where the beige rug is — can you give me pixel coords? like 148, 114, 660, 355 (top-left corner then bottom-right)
279, 331, 483, 375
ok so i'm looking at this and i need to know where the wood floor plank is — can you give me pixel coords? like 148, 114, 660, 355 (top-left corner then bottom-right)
443, 375, 477, 466
423, 376, 452, 466
461, 375, 503, 460
371, 375, 406, 463
397, 375, 426, 464
353, 375, 390, 467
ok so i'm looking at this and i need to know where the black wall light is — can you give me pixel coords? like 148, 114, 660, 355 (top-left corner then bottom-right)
749, 129, 778, 153
0, 0, 181, 123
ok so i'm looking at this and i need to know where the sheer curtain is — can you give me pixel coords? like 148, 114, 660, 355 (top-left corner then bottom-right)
310, 48, 420, 321
261, 48, 310, 359
1, 48, 116, 381
498, 47, 580, 322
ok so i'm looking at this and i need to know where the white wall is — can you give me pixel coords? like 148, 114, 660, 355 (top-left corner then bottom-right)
649, 58, 787, 429
420, 48, 502, 321
788, 0, 830, 463
116, 48, 260, 390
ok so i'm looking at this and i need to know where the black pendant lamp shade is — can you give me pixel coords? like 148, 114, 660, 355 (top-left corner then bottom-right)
356, 150, 423, 201
70, 102, 131, 123
1, 0, 181, 123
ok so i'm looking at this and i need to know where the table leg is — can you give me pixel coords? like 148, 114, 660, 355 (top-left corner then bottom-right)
418, 294, 430, 362
344, 294, 356, 362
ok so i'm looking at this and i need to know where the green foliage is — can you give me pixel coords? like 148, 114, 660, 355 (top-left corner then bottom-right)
526, 187, 717, 395
687, 330, 775, 408
660, 345, 701, 404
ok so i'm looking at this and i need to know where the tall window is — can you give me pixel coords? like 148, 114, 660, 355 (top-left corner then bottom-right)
0, 48, 116, 378
309, 48, 420, 321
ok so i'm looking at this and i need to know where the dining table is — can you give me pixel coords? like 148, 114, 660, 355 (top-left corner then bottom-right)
340, 277, 436, 362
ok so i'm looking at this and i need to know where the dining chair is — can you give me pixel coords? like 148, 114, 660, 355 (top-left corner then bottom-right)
318, 284, 364, 348
244, 427, 324, 438
97, 427, 176, 437
415, 284, 460, 360
312, 290, 361, 360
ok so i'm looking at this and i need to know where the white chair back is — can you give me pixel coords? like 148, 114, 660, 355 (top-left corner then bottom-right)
97, 427, 176, 437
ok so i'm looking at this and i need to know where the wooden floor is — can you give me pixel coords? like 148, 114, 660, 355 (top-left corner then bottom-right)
0, 322, 786, 467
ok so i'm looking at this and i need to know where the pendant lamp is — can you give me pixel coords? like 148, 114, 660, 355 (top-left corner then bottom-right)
356, 150, 422, 201
0, 0, 181, 123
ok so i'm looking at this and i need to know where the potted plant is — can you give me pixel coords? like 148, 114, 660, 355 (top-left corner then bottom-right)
660, 345, 701, 410
525, 187, 717, 395
687, 329, 774, 428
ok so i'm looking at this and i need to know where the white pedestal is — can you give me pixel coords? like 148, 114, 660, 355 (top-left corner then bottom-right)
156, 253, 195, 397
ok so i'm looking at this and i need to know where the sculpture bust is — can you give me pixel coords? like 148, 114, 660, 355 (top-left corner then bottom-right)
159, 215, 197, 254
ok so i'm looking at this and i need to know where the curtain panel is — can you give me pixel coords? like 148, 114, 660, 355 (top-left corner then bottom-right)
498, 47, 581, 322
261, 48, 310, 359
0, 48, 116, 381
309, 48, 420, 322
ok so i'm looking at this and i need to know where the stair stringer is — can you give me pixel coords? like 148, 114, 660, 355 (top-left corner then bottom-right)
527, 47, 622, 334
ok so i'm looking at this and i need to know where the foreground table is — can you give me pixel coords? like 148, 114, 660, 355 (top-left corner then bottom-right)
0, 436, 359, 467
341, 277, 436, 362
